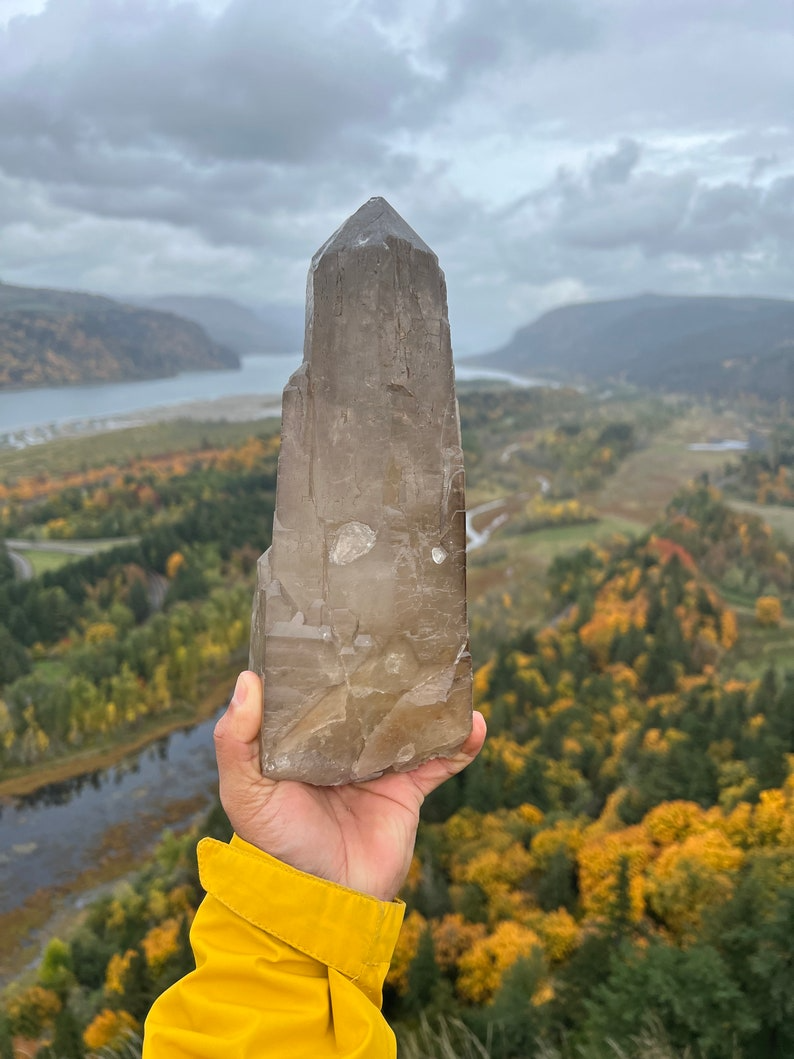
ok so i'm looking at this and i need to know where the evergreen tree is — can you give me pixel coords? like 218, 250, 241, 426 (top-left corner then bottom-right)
51, 1006, 85, 1059
413, 850, 452, 920
0, 1012, 14, 1059
551, 930, 614, 1035
0, 621, 31, 685
484, 950, 547, 1059
405, 928, 441, 1015
121, 948, 154, 1022
609, 855, 633, 938
127, 578, 151, 624
583, 940, 756, 1057
537, 845, 577, 913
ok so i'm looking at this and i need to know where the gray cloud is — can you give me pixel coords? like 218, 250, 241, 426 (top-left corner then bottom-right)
429, 0, 598, 74
0, 0, 422, 165
0, 0, 793, 353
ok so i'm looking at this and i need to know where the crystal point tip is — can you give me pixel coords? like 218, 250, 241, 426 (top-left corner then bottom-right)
314, 196, 435, 261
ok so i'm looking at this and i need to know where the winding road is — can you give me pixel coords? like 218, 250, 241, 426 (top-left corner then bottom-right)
6, 546, 33, 581
3, 536, 140, 582
466, 499, 510, 551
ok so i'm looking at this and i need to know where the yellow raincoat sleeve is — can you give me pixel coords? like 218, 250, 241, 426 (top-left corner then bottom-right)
143, 834, 405, 1059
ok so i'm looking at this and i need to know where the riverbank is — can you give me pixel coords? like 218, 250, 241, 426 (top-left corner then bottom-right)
0, 790, 213, 989
1, 391, 283, 452
0, 659, 239, 802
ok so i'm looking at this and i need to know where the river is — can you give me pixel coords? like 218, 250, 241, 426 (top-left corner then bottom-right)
0, 353, 302, 439
0, 355, 541, 441
0, 714, 221, 921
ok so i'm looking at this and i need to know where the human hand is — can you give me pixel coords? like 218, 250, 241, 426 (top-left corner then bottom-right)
213, 670, 486, 902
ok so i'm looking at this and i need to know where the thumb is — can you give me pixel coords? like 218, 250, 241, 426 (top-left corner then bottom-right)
408, 710, 487, 799
214, 670, 263, 784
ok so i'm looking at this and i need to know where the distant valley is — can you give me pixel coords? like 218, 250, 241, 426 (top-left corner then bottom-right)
480, 293, 794, 401
137, 294, 303, 355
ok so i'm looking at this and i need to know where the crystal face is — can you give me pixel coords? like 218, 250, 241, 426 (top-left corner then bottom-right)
250, 196, 472, 784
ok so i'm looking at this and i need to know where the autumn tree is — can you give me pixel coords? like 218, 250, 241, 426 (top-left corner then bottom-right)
755, 594, 783, 627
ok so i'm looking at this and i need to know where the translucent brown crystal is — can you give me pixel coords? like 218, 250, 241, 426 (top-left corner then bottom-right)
250, 197, 471, 784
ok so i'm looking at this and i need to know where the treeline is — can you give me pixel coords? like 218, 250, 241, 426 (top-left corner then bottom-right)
0, 436, 277, 540
458, 387, 676, 497
0, 437, 277, 771
727, 422, 794, 506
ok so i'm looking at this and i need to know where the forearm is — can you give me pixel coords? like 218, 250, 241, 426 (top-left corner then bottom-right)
143, 835, 404, 1059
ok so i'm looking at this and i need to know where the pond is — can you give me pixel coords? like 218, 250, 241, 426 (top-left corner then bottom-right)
0, 713, 221, 919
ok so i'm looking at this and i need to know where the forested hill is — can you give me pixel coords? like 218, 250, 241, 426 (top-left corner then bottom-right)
481, 293, 794, 401
0, 282, 239, 390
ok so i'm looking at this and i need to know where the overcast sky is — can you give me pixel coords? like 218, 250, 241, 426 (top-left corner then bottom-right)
0, 0, 792, 353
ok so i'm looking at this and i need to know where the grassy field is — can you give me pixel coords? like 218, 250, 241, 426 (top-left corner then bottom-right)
726, 617, 794, 678
590, 406, 751, 525
23, 549, 79, 575
728, 498, 794, 541
9, 537, 142, 575
505, 515, 644, 560
465, 407, 744, 620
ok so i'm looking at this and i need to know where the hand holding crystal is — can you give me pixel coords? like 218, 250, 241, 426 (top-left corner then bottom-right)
213, 670, 486, 902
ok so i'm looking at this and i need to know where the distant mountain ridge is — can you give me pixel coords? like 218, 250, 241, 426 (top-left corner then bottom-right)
0, 282, 239, 390
482, 293, 794, 400
139, 294, 303, 354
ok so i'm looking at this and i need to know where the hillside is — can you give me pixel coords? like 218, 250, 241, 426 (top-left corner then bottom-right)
139, 294, 303, 354
481, 293, 794, 400
0, 282, 239, 390
2, 393, 794, 1056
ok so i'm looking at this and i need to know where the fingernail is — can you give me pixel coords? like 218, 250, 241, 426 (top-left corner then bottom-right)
232, 672, 250, 707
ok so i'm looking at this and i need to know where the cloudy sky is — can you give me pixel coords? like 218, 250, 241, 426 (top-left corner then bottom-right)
0, 0, 792, 353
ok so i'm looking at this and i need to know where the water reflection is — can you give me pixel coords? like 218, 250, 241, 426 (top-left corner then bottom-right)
0, 712, 222, 917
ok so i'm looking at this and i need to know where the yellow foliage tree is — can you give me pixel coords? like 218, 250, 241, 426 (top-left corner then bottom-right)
105, 949, 136, 994
6, 984, 61, 1036
577, 825, 652, 923
386, 909, 426, 996
751, 787, 794, 847
645, 829, 744, 938
0, 699, 15, 752
457, 920, 544, 1003
720, 608, 739, 650
530, 820, 584, 874
755, 595, 783, 627
431, 913, 488, 973
166, 551, 186, 579
533, 907, 579, 963
84, 621, 117, 644
644, 800, 708, 846
141, 916, 181, 974
83, 1008, 139, 1051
